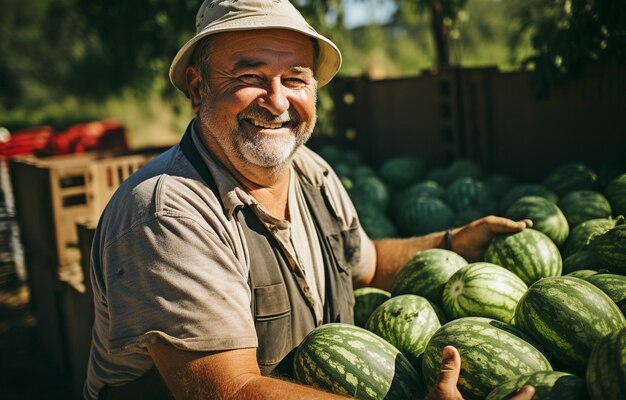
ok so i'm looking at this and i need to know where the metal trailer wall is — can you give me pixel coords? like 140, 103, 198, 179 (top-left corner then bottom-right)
329, 61, 626, 181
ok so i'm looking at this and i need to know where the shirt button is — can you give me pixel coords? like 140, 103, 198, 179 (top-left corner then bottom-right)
317, 319, 323, 326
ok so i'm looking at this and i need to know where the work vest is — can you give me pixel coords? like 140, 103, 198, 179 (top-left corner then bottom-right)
98, 124, 357, 399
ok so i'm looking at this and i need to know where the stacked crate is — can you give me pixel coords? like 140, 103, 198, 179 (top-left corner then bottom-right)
9, 149, 163, 396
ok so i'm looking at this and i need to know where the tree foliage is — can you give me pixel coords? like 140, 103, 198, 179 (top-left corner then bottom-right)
511, 0, 626, 87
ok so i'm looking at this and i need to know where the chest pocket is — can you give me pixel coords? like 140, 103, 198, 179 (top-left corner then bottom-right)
253, 282, 292, 366
327, 219, 361, 274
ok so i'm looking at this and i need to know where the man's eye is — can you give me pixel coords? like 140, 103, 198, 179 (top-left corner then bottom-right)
239, 74, 262, 82
284, 77, 306, 85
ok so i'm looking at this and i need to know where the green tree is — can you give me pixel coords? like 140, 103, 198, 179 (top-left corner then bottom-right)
510, 0, 626, 87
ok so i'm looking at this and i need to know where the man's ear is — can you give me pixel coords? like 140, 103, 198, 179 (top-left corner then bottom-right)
186, 66, 202, 114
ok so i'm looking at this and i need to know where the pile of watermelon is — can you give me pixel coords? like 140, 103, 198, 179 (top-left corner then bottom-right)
292, 149, 626, 399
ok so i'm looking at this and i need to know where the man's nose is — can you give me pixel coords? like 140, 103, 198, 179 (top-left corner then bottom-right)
257, 78, 289, 116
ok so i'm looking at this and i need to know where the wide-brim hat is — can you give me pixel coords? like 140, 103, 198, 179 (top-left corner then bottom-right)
169, 0, 342, 95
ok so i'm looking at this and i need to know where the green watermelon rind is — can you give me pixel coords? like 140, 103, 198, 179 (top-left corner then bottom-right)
364, 295, 441, 369
485, 371, 588, 400
562, 218, 616, 258
484, 229, 562, 286
504, 195, 569, 246
589, 224, 626, 275
422, 317, 552, 400
558, 190, 612, 228
514, 276, 626, 376
390, 249, 468, 306
586, 327, 626, 400
293, 323, 425, 400
442, 262, 528, 324
353, 287, 391, 328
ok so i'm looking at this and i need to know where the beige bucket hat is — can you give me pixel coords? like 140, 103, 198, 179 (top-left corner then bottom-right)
169, 0, 342, 94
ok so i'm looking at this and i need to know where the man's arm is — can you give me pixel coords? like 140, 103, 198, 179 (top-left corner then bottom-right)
356, 216, 533, 290
148, 343, 349, 399
149, 342, 536, 400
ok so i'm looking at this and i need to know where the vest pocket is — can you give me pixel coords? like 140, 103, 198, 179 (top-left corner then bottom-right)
254, 283, 292, 366
327, 220, 361, 273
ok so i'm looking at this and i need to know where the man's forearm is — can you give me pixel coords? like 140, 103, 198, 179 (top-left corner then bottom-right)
232, 373, 351, 400
368, 231, 448, 291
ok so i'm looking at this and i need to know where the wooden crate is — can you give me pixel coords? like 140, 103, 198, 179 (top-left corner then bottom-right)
9, 149, 162, 371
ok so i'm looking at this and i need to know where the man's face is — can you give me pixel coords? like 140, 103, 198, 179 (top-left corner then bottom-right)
196, 29, 317, 171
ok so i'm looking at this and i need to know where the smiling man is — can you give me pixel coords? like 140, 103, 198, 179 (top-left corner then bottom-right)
84, 1, 535, 399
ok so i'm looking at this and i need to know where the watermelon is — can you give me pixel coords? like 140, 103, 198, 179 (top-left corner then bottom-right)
484, 229, 562, 285
514, 276, 626, 375
317, 144, 344, 166
583, 273, 626, 309
558, 190, 612, 228
565, 269, 599, 279
483, 174, 518, 200
357, 207, 398, 239
605, 173, 626, 217
390, 249, 468, 306
445, 159, 483, 184
379, 156, 426, 190
563, 251, 601, 274
544, 162, 599, 196
402, 180, 446, 200
446, 177, 488, 212
422, 317, 552, 400
353, 287, 391, 328
499, 184, 558, 213
343, 149, 363, 166
425, 167, 448, 186
364, 295, 440, 369
442, 262, 528, 324
562, 218, 616, 257
350, 175, 389, 211
504, 195, 569, 246
586, 327, 626, 400
392, 196, 455, 237
293, 323, 425, 399
486, 371, 589, 400
589, 223, 626, 275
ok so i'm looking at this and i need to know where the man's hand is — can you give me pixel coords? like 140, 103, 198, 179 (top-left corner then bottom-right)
425, 346, 536, 400
450, 216, 532, 262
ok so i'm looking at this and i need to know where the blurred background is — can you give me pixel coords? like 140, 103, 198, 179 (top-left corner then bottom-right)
3, 0, 624, 145
1, 0, 625, 399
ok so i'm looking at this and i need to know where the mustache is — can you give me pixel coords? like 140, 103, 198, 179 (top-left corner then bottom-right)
237, 106, 300, 125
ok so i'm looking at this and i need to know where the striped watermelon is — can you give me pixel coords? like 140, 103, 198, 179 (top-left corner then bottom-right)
364, 295, 441, 369
422, 317, 552, 400
562, 218, 616, 257
486, 371, 589, 400
353, 287, 391, 328
401, 180, 446, 200
293, 323, 425, 399
483, 174, 518, 200
445, 159, 483, 184
504, 195, 569, 246
499, 184, 558, 213
586, 327, 626, 400
350, 175, 389, 211
544, 162, 599, 196
583, 273, 626, 311
484, 229, 562, 285
357, 206, 398, 239
514, 276, 626, 375
390, 249, 468, 306
425, 167, 448, 186
379, 156, 426, 190
563, 251, 601, 274
565, 269, 599, 279
392, 196, 456, 236
446, 177, 488, 212
605, 173, 626, 217
558, 190, 612, 228
442, 262, 528, 324
589, 223, 626, 275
